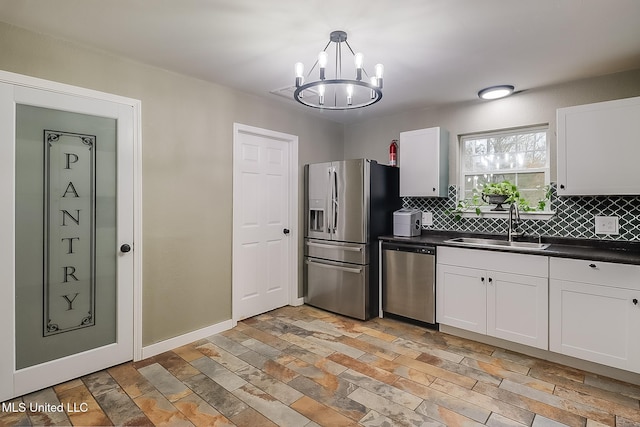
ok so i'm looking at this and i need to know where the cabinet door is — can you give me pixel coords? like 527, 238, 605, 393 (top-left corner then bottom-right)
557, 96, 640, 195
437, 264, 486, 333
550, 279, 640, 373
487, 271, 548, 349
399, 127, 448, 197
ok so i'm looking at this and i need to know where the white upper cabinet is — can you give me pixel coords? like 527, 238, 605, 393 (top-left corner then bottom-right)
399, 127, 449, 197
557, 96, 640, 196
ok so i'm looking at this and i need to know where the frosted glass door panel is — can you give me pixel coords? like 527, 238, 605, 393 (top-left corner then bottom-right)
15, 104, 117, 369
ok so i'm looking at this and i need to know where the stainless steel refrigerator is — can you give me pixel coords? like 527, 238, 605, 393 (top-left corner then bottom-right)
304, 159, 401, 320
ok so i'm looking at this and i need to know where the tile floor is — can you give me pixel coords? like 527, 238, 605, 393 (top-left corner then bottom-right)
2, 305, 640, 426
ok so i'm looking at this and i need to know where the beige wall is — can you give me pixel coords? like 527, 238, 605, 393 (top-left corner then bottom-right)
344, 68, 640, 184
0, 22, 344, 346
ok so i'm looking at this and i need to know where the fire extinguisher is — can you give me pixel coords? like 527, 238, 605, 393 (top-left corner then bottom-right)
389, 139, 398, 167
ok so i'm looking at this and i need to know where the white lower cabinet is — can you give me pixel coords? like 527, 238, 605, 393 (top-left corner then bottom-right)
550, 258, 640, 373
437, 247, 549, 349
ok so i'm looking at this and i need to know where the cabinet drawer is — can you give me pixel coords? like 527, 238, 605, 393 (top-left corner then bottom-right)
438, 246, 548, 277
550, 257, 640, 290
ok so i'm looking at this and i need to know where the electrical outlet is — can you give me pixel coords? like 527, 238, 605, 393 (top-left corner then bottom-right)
594, 216, 619, 235
422, 211, 433, 226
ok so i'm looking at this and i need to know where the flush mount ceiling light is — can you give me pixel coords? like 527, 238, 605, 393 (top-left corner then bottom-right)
294, 30, 383, 110
478, 85, 515, 100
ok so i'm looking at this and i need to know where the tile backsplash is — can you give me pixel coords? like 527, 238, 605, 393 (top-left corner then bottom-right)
403, 183, 640, 241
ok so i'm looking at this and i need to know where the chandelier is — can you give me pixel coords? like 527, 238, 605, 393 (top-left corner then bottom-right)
294, 30, 383, 110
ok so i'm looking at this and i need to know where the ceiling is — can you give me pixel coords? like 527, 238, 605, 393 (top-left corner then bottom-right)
1, 0, 640, 124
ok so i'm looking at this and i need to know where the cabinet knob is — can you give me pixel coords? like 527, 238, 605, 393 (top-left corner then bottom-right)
560, 184, 565, 189
481, 277, 485, 283
588, 263, 597, 269
120, 244, 131, 253
432, 187, 436, 192
633, 299, 638, 305
488, 277, 493, 283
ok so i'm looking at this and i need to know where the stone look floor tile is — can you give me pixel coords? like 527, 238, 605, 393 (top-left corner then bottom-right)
473, 381, 587, 427
190, 356, 247, 391
415, 399, 487, 427
182, 374, 248, 419
154, 351, 202, 381
231, 383, 311, 426
108, 362, 157, 399
137, 363, 192, 402
287, 375, 367, 421
347, 387, 443, 427
393, 377, 491, 423
21, 387, 71, 426
173, 393, 234, 427
171, 343, 207, 362
55, 382, 112, 427
230, 407, 280, 427
3, 305, 640, 427
338, 369, 423, 410
0, 398, 31, 426
430, 377, 535, 425
133, 389, 193, 426
486, 412, 530, 427
235, 364, 304, 405
290, 395, 360, 427
499, 379, 615, 425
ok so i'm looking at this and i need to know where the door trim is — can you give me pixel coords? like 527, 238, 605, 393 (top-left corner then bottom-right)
0, 70, 143, 400
232, 123, 300, 325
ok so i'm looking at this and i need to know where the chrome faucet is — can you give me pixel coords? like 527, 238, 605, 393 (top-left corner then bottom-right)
508, 202, 523, 241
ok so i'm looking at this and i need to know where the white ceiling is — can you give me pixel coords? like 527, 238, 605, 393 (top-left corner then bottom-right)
1, 0, 640, 123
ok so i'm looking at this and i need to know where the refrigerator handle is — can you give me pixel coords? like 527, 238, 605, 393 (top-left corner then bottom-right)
332, 168, 338, 233
326, 167, 333, 233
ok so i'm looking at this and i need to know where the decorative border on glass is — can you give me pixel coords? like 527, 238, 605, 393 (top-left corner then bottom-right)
43, 130, 96, 336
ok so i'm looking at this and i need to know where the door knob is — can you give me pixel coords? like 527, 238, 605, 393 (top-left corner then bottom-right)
120, 244, 132, 253
283, 228, 290, 235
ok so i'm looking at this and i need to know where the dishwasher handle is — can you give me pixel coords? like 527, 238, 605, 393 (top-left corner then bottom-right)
382, 242, 435, 255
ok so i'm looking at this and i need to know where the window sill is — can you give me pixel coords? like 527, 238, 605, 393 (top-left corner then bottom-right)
459, 210, 555, 220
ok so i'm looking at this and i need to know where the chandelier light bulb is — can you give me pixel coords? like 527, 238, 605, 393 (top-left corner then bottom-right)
375, 63, 384, 89
346, 84, 353, 105
375, 63, 384, 78
370, 76, 377, 99
294, 62, 304, 87
354, 52, 364, 81
318, 51, 328, 80
318, 84, 325, 105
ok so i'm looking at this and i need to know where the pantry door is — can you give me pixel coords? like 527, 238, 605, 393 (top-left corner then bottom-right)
0, 76, 140, 401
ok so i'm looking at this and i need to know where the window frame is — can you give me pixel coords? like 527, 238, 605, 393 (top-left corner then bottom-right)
458, 125, 551, 213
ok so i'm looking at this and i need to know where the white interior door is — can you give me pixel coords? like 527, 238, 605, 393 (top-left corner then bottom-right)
0, 78, 138, 401
233, 123, 298, 321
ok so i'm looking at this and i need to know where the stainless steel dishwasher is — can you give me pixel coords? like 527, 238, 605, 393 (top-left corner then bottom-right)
382, 241, 436, 324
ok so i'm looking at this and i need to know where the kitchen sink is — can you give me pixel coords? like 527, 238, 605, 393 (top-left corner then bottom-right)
443, 237, 550, 251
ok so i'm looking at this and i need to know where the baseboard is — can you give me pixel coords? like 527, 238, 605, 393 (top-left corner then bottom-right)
140, 319, 234, 360
290, 297, 304, 306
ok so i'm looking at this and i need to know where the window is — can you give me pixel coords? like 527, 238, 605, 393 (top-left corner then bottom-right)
460, 126, 549, 209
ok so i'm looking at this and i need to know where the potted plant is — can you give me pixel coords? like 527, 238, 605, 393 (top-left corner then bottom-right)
447, 181, 551, 220
481, 181, 519, 211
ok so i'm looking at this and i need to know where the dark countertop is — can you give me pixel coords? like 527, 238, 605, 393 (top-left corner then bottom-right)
380, 231, 640, 265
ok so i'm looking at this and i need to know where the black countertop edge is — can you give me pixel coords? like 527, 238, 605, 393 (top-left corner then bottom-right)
379, 231, 640, 265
